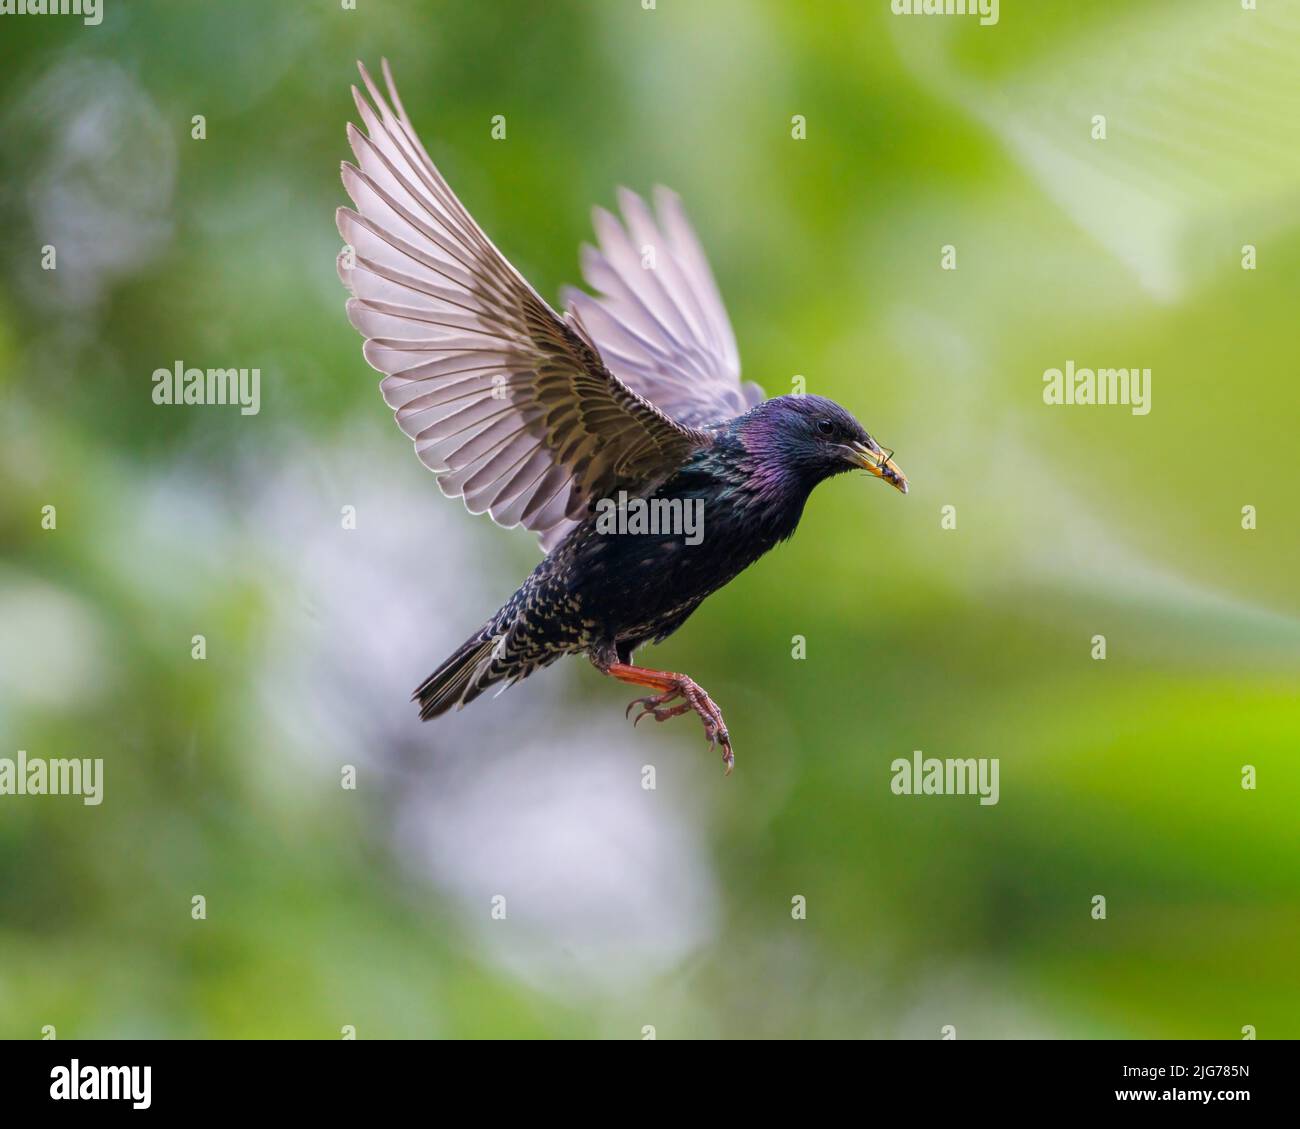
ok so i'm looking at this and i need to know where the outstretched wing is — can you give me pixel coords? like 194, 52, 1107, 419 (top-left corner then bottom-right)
563, 185, 765, 429
336, 61, 710, 551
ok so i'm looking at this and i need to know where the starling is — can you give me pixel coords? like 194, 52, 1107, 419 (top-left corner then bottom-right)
336, 61, 908, 774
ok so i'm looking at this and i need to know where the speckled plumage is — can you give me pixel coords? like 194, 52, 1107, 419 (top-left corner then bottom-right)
337, 61, 907, 770
413, 395, 900, 719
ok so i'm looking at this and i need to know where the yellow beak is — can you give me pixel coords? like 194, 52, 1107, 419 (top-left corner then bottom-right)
846, 439, 908, 494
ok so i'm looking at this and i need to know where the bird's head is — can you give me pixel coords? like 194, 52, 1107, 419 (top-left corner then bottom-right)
739, 394, 908, 495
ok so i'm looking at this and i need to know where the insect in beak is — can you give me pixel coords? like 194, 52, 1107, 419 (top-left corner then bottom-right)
844, 439, 908, 494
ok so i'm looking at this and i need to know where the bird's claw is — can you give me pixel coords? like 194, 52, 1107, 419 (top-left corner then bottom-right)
626, 690, 692, 727
714, 729, 734, 775
699, 709, 734, 775
624, 677, 735, 775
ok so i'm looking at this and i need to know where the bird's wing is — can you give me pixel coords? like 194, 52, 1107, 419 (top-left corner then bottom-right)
562, 185, 766, 430
336, 61, 710, 552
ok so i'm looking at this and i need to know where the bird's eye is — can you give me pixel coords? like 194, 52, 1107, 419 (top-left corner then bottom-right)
816, 419, 836, 437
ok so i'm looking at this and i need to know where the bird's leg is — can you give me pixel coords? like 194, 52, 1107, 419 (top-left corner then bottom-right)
594, 657, 734, 774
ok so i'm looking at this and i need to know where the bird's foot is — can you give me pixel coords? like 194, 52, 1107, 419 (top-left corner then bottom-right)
624, 675, 734, 775
626, 690, 693, 726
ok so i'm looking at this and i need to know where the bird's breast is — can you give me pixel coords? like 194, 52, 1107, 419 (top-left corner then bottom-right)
557, 471, 801, 646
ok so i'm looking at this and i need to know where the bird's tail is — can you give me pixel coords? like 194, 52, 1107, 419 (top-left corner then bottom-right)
414, 571, 573, 721
413, 626, 506, 721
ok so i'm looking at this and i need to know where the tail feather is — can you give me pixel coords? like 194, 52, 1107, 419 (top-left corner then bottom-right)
413, 631, 502, 721
414, 573, 574, 720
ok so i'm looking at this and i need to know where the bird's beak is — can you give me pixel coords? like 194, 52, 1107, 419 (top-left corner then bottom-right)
845, 439, 908, 494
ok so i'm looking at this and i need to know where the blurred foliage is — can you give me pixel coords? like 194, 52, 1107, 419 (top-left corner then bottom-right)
0, 0, 1297, 1039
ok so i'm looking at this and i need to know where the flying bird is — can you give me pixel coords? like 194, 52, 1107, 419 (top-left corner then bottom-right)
336, 60, 907, 774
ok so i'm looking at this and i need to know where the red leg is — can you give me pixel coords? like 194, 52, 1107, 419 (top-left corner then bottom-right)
595, 659, 734, 775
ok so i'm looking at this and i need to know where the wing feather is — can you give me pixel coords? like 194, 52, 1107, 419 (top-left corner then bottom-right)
564, 185, 765, 428
337, 61, 710, 550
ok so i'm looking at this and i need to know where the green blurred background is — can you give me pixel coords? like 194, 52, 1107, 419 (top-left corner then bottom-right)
1, 0, 1297, 1039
